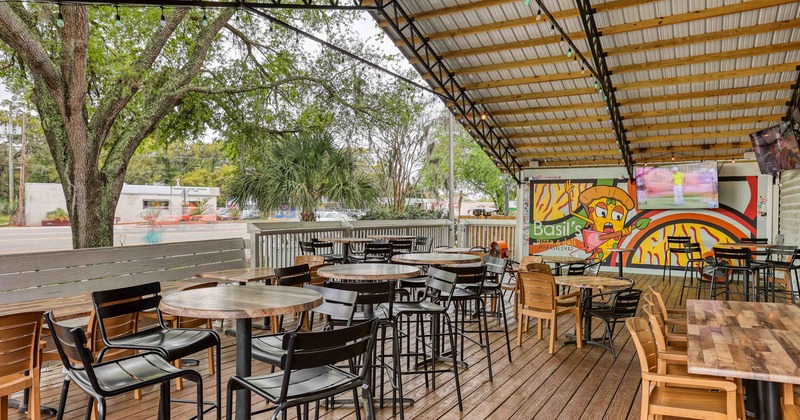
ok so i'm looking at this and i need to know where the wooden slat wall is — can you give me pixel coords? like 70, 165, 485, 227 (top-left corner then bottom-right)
460, 218, 517, 258
0, 238, 247, 305
780, 169, 800, 246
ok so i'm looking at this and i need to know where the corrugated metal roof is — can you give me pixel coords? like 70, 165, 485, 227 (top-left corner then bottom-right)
374, 0, 800, 168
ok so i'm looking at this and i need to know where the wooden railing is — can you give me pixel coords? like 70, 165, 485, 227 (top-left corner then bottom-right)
457, 216, 518, 259
249, 219, 453, 268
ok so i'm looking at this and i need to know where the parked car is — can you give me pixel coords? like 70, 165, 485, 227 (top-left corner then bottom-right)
241, 210, 261, 220
315, 210, 350, 221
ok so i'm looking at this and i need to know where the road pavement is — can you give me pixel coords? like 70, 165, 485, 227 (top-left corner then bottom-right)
0, 222, 250, 254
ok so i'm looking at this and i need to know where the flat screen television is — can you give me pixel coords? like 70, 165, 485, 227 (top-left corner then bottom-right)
750, 122, 800, 173
635, 161, 719, 209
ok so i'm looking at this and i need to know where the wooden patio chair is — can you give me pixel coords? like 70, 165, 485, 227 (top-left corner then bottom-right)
626, 317, 740, 420
0, 311, 43, 420
516, 270, 581, 354
647, 285, 686, 328
502, 256, 543, 317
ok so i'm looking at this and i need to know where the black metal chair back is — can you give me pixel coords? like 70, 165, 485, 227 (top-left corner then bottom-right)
684, 242, 704, 259
275, 264, 312, 287
441, 264, 487, 295
414, 236, 433, 252
91, 282, 162, 342
713, 247, 752, 269
390, 239, 414, 255
610, 289, 642, 319
584, 258, 602, 276
768, 245, 797, 264
483, 256, 507, 280
299, 241, 316, 255
566, 261, 588, 276
740, 237, 768, 244
667, 236, 691, 251
303, 284, 358, 327
362, 243, 393, 263
423, 267, 458, 309
326, 280, 396, 320
469, 246, 489, 253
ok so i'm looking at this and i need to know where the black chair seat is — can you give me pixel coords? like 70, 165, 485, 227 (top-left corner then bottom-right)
235, 366, 359, 402
380, 300, 444, 315
108, 327, 218, 361
72, 353, 185, 393
400, 276, 426, 286
251, 335, 284, 366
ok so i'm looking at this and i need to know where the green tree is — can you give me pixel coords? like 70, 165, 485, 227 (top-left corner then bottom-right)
229, 130, 378, 221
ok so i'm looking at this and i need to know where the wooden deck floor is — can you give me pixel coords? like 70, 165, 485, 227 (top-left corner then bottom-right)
9, 272, 691, 419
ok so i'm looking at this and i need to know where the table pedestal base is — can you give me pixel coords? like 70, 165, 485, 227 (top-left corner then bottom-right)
744, 379, 782, 420
235, 318, 252, 420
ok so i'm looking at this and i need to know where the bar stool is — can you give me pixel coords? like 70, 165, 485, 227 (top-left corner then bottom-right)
661, 236, 691, 284
679, 243, 713, 304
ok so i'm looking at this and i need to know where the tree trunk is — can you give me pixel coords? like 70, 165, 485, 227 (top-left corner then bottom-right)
300, 209, 316, 221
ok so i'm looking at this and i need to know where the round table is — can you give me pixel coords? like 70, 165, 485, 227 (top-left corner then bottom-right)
607, 248, 636, 277
555, 276, 632, 348
435, 247, 479, 254
159, 285, 322, 420
197, 267, 276, 285
534, 254, 587, 275
317, 263, 421, 281
367, 234, 416, 240
392, 252, 482, 265
325, 237, 374, 262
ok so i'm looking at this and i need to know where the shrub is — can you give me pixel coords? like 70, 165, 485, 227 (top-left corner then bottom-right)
45, 208, 69, 221
360, 207, 446, 220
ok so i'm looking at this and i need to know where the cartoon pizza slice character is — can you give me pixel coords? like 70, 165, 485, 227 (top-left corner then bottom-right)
565, 181, 649, 261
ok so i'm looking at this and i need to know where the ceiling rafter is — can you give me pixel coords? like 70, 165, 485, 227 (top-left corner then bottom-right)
537, 153, 745, 167
448, 18, 800, 75
515, 139, 616, 150
419, 0, 797, 58
628, 129, 759, 144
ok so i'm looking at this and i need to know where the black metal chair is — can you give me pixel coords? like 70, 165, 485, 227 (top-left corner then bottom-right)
440, 264, 493, 381
390, 239, 414, 255
661, 236, 691, 283
45, 311, 205, 420
679, 243, 714, 304
379, 267, 463, 411
584, 288, 642, 357
414, 236, 433, 253
251, 284, 358, 372
226, 319, 379, 420
327, 280, 404, 419
478, 255, 513, 363
352, 243, 393, 263
303, 240, 344, 264
712, 247, 766, 301
740, 237, 769, 244
764, 246, 800, 302
91, 282, 221, 419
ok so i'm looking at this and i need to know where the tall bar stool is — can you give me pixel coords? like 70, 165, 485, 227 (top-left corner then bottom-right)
679, 243, 713, 304
661, 236, 691, 284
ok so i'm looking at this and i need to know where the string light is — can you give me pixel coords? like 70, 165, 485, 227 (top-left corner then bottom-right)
480, 113, 487, 120
524, 0, 531, 4
580, 65, 585, 74
560, 36, 564, 45
672, 155, 675, 161
594, 80, 599, 89
202, 8, 208, 26
114, 5, 121, 26
567, 48, 573, 58
550, 24, 555, 35
56, 3, 64, 27
536, 9, 542, 20
160, 6, 166, 27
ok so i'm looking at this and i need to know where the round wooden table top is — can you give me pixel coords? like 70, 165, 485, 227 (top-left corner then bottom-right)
325, 237, 375, 244
197, 267, 276, 283
436, 247, 479, 254
392, 252, 482, 265
317, 263, 421, 281
367, 234, 416, 240
607, 248, 636, 253
159, 285, 322, 319
555, 276, 632, 289
534, 255, 587, 264
716, 243, 775, 249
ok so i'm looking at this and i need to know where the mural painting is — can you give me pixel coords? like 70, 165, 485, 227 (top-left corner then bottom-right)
529, 177, 758, 270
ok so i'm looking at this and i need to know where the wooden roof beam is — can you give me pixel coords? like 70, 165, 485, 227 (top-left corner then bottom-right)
632, 142, 752, 155
514, 139, 616, 149
505, 128, 613, 138
628, 129, 758, 144
625, 115, 784, 132
377, 0, 518, 27
625, 99, 787, 120
536, 153, 746, 166
619, 82, 792, 107
474, 87, 596, 105
517, 149, 619, 160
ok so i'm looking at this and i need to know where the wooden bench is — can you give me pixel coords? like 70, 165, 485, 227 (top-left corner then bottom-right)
0, 238, 248, 317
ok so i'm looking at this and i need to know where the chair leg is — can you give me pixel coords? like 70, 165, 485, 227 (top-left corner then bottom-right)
549, 315, 557, 354
497, 293, 513, 362
479, 299, 493, 381
390, 322, 405, 420
84, 397, 93, 420
215, 341, 222, 420
30, 368, 41, 420
95, 399, 106, 420
225, 380, 236, 420
443, 313, 463, 411
56, 379, 70, 420
516, 312, 524, 346
175, 359, 184, 391
1, 396, 8, 420
158, 382, 170, 420
575, 312, 582, 349
361, 384, 376, 420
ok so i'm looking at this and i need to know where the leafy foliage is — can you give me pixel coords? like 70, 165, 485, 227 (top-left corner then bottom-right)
360, 206, 446, 220
229, 129, 378, 221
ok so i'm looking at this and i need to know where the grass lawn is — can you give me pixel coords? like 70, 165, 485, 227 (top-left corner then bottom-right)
0, 215, 9, 226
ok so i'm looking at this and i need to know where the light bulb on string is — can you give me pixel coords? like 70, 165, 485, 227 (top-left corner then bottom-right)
56, 4, 64, 27
550, 24, 555, 35
560, 36, 564, 46
567, 48, 572, 58
594, 80, 599, 89
580, 65, 585, 74
201, 8, 208, 27
524, 0, 530, 4
160, 6, 166, 27
114, 5, 121, 27
536, 9, 541, 20
604, 95, 608, 101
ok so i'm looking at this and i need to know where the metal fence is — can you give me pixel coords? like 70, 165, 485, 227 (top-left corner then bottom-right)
250, 219, 453, 267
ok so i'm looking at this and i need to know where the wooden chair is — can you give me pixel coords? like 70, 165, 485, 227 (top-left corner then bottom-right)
783, 383, 800, 419
0, 311, 43, 420
647, 285, 686, 328
626, 317, 740, 420
294, 254, 324, 267
641, 304, 689, 373
516, 270, 581, 354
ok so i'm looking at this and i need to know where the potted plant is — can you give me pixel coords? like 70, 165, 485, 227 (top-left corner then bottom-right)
42, 208, 71, 226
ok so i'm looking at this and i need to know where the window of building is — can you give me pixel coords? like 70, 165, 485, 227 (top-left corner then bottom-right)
143, 199, 170, 209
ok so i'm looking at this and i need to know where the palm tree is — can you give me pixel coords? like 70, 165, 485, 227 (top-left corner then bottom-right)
229, 130, 378, 221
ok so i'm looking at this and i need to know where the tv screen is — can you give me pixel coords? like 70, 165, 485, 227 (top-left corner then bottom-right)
635, 161, 719, 209
750, 122, 800, 173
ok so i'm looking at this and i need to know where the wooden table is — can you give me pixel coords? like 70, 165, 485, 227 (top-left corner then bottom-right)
317, 263, 421, 281
435, 247, 478, 254
534, 254, 587, 275
159, 285, 322, 420
325, 237, 374, 262
197, 267, 276, 285
686, 299, 800, 420
607, 248, 636, 277
367, 234, 416, 240
392, 252, 481, 265
555, 276, 632, 347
